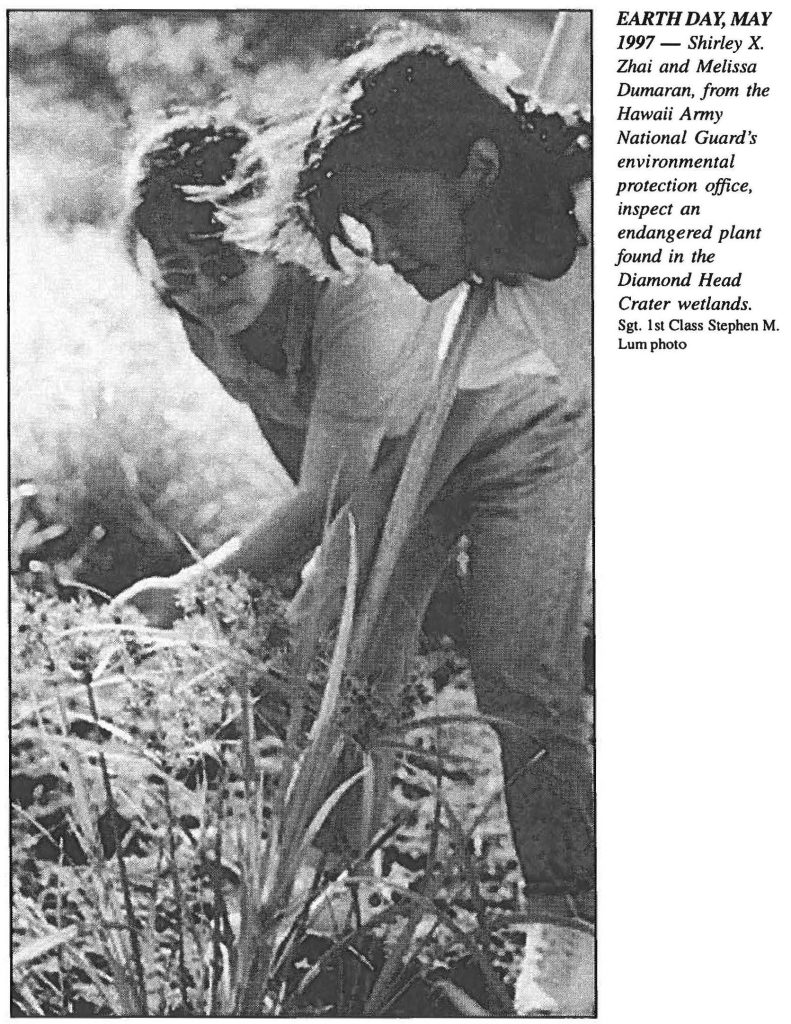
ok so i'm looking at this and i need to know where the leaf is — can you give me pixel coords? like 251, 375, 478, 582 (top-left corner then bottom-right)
350, 283, 490, 665
13, 674, 131, 727
309, 511, 358, 742
430, 976, 489, 1016
299, 763, 370, 857
15, 925, 79, 968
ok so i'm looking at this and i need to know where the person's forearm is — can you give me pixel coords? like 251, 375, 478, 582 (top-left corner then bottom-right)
180, 489, 327, 584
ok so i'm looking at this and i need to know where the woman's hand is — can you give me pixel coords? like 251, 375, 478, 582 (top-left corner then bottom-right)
111, 573, 192, 629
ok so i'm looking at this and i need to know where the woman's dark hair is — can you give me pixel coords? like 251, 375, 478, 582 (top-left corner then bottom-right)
297, 47, 591, 275
123, 118, 271, 309
132, 122, 266, 254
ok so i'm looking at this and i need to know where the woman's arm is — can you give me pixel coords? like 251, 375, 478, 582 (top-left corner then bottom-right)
110, 487, 324, 626
111, 414, 384, 627
193, 487, 326, 581
188, 408, 382, 582
115, 264, 427, 626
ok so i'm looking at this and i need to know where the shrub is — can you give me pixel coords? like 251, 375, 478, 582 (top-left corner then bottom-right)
12, 574, 527, 1015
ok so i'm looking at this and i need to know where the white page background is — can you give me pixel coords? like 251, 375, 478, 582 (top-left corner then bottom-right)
595, 1, 789, 1020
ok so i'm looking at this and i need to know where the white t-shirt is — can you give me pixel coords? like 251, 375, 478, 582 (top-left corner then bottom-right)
312, 240, 590, 427
183, 233, 591, 481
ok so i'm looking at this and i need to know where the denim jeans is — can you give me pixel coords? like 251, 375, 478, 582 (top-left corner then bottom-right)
294, 374, 594, 924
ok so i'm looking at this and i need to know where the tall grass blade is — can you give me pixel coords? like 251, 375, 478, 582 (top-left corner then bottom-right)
281, 513, 358, 855
14, 980, 46, 1015
81, 669, 148, 1014
162, 782, 190, 1012
300, 764, 369, 859
431, 977, 490, 1016
234, 516, 358, 1015
14, 926, 79, 969
209, 762, 227, 1017
350, 283, 491, 666
310, 511, 357, 741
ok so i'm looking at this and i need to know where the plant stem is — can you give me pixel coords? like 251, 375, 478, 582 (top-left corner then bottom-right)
349, 282, 491, 668
349, 282, 492, 844
82, 668, 149, 1015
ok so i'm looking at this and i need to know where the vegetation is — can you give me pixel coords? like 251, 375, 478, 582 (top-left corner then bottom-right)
10, 169, 530, 1024
10, 12, 589, 1014
12, 572, 531, 1015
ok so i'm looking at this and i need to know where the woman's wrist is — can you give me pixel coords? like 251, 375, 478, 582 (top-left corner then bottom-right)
173, 563, 207, 587
173, 535, 244, 586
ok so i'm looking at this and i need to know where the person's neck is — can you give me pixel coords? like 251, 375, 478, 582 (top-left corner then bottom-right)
229, 263, 316, 376
464, 198, 523, 285
229, 265, 292, 340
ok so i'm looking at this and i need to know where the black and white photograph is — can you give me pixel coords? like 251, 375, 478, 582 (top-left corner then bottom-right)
9, 9, 593, 1016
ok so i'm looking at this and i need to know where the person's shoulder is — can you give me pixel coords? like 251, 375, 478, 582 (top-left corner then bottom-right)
180, 314, 209, 357
320, 261, 428, 322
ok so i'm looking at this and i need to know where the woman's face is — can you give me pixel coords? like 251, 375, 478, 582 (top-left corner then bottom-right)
334, 154, 582, 295
153, 236, 277, 335
336, 166, 469, 301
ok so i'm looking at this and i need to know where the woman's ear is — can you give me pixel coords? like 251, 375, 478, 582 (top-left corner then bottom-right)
460, 138, 501, 201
